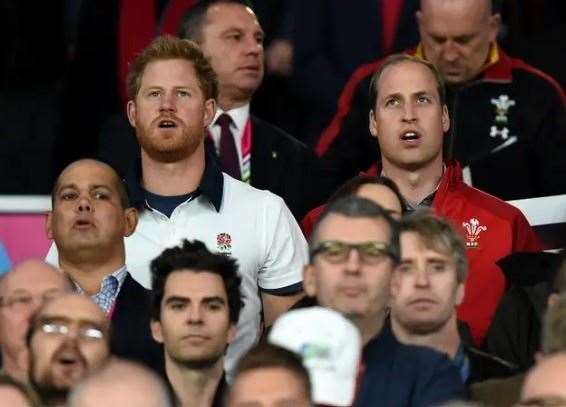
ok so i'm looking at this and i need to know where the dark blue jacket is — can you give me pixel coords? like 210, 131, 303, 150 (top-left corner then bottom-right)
355, 324, 466, 406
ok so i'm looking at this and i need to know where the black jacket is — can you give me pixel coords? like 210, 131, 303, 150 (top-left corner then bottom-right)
111, 273, 164, 375
483, 252, 560, 372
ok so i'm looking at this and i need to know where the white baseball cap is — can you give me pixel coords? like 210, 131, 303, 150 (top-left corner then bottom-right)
268, 307, 362, 406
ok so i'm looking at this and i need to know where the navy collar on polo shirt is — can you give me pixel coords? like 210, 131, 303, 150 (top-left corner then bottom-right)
124, 150, 224, 213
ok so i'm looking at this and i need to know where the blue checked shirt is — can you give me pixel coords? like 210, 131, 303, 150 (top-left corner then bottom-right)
74, 266, 128, 314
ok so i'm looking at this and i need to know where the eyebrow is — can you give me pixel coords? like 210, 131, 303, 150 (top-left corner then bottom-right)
57, 184, 114, 192
165, 295, 226, 304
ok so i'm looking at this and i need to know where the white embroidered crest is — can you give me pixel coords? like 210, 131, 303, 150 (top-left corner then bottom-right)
491, 94, 516, 124
462, 218, 487, 248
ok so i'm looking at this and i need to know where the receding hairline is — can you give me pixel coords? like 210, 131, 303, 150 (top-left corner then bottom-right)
52, 159, 128, 208
377, 59, 443, 103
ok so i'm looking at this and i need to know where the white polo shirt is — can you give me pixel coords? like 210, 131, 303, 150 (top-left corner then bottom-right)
46, 157, 307, 377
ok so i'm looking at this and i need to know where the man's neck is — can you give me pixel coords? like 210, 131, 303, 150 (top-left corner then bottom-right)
391, 314, 461, 358
217, 91, 251, 112
141, 144, 205, 196
166, 357, 224, 407
381, 156, 444, 208
58, 254, 125, 295
354, 311, 387, 346
1, 348, 28, 383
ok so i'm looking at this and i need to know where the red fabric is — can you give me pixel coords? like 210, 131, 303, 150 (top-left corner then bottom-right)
159, 0, 197, 35
301, 160, 543, 346
300, 204, 325, 239
381, 0, 404, 54
117, 0, 197, 106
118, 0, 155, 105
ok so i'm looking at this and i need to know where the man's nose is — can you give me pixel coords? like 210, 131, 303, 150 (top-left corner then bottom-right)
344, 248, 363, 274
441, 42, 459, 63
159, 92, 176, 112
415, 268, 431, 287
77, 196, 92, 212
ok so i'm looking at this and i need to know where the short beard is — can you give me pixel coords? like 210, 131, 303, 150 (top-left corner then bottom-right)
30, 366, 70, 406
136, 123, 202, 163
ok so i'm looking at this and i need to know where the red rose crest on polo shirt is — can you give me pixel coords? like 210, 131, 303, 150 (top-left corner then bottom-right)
216, 233, 232, 255
462, 218, 487, 249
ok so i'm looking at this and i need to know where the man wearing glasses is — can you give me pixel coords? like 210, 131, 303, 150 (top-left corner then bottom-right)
0, 260, 72, 383
303, 195, 465, 405
27, 294, 111, 406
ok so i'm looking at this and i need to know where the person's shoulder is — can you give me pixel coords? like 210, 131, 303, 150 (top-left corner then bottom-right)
505, 53, 565, 105
453, 181, 528, 222
251, 115, 312, 153
223, 174, 287, 208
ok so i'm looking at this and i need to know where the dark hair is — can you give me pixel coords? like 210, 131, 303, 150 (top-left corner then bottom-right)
178, 0, 254, 41
311, 196, 400, 264
150, 239, 243, 324
233, 343, 311, 401
400, 210, 468, 283
51, 159, 131, 210
328, 175, 406, 216
126, 35, 218, 101
368, 54, 446, 110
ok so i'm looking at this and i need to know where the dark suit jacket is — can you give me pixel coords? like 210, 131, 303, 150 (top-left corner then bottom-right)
248, 115, 332, 220
111, 274, 164, 375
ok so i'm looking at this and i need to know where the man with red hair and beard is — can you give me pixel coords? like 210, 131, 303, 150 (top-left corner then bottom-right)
123, 36, 307, 379
27, 294, 111, 406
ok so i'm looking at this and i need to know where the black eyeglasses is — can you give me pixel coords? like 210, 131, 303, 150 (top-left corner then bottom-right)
310, 240, 397, 265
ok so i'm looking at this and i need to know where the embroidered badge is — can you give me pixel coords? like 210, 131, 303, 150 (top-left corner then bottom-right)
491, 94, 515, 124
216, 233, 232, 255
462, 218, 487, 249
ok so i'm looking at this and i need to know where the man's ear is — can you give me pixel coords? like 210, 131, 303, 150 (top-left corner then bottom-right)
203, 98, 216, 128
487, 13, 501, 43
455, 282, 465, 306
123, 208, 139, 237
369, 110, 378, 139
302, 264, 318, 297
150, 320, 164, 344
416, 10, 424, 36
227, 323, 236, 344
442, 104, 450, 133
126, 100, 137, 128
390, 271, 400, 299
46, 211, 54, 240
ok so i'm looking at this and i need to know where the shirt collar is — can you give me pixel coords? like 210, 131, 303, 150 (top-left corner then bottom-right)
213, 104, 250, 136
124, 149, 224, 213
73, 265, 128, 295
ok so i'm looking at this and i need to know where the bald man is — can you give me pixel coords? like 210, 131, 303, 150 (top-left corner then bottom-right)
45, 159, 162, 372
317, 0, 566, 202
68, 359, 172, 407
0, 260, 71, 382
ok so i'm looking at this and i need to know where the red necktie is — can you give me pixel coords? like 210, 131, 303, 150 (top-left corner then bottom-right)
216, 114, 242, 180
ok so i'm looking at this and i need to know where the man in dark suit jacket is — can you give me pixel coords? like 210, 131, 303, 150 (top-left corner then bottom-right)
46, 158, 163, 373
178, 0, 331, 220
